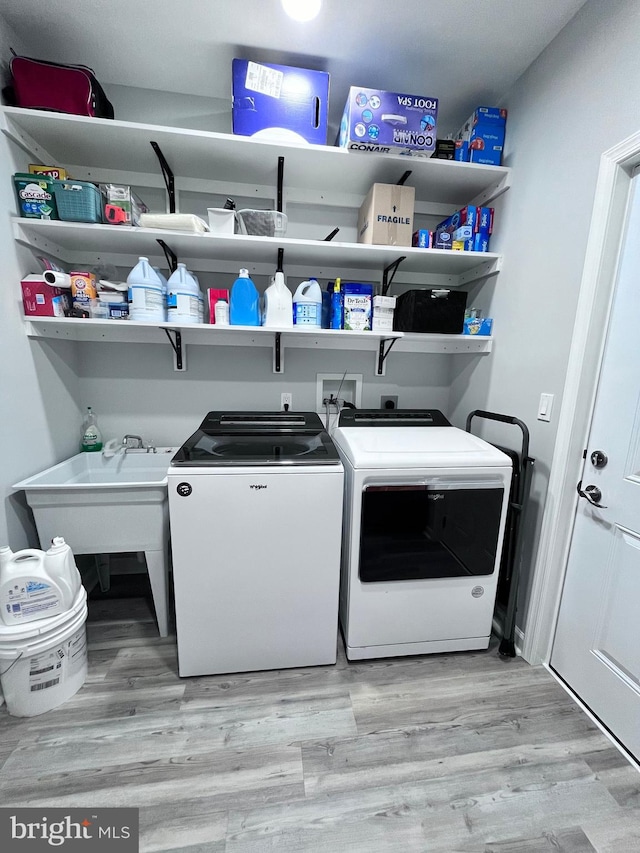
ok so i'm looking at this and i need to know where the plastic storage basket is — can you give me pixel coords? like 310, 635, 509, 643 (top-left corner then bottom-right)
236, 209, 287, 237
53, 180, 102, 223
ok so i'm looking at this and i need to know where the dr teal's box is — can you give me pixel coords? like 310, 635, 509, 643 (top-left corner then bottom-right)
339, 87, 438, 154
232, 59, 330, 145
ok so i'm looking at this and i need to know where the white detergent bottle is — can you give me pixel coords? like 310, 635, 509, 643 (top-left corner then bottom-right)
166, 263, 203, 324
293, 278, 322, 326
0, 537, 81, 625
127, 257, 165, 322
263, 269, 293, 328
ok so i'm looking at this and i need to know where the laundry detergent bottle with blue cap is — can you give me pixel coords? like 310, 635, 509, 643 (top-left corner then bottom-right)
0, 537, 82, 625
230, 268, 260, 326
127, 257, 165, 322
293, 278, 322, 326
166, 263, 203, 324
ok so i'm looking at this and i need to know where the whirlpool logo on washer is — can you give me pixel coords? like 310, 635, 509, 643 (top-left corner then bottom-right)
427, 493, 445, 501
249, 484, 267, 490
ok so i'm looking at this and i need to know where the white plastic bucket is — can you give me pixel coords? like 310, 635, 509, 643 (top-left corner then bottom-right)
0, 587, 88, 717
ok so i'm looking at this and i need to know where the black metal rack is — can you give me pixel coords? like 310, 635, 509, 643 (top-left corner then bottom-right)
466, 409, 535, 657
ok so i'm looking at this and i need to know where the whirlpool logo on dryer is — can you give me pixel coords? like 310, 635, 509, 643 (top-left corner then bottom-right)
249, 484, 268, 490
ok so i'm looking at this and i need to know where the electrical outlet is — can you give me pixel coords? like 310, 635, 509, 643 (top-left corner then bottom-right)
381, 395, 398, 410
281, 392, 293, 411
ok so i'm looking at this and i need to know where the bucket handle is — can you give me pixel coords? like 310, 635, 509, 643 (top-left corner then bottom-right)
0, 651, 24, 676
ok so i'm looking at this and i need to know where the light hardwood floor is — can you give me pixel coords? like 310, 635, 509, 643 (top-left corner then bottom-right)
0, 590, 639, 852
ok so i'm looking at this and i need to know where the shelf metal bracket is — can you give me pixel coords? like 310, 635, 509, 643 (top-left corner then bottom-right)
381, 256, 406, 296
277, 247, 284, 270
397, 170, 412, 186
273, 332, 284, 373
163, 328, 186, 371
376, 337, 398, 376
277, 156, 284, 212
150, 141, 176, 213
157, 239, 178, 273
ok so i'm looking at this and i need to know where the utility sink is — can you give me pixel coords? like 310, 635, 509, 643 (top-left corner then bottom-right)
13, 448, 178, 638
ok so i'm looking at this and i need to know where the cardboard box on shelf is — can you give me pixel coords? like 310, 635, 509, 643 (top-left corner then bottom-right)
338, 87, 438, 154
21, 275, 70, 317
357, 183, 415, 247
232, 59, 329, 145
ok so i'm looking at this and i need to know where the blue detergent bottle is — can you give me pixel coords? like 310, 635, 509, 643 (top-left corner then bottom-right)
230, 268, 260, 326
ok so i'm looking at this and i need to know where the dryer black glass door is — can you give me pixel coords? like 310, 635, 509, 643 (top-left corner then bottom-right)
359, 484, 504, 582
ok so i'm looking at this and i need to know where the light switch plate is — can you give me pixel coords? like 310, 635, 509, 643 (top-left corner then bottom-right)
538, 392, 554, 422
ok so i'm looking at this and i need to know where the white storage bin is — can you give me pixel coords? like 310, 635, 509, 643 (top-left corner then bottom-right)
207, 208, 236, 234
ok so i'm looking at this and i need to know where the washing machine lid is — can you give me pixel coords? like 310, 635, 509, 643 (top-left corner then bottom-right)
171, 411, 341, 466
333, 424, 512, 469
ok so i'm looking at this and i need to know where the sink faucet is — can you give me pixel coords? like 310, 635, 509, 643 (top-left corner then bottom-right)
122, 434, 144, 451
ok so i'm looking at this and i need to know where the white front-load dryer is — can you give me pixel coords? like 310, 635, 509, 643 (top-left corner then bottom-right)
332, 409, 512, 660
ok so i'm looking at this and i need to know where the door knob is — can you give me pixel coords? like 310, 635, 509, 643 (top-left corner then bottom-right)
577, 480, 607, 508
590, 450, 608, 468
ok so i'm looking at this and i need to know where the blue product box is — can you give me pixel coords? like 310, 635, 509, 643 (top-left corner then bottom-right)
454, 140, 469, 162
434, 228, 452, 250
465, 107, 508, 126
463, 317, 493, 335
412, 229, 433, 248
452, 225, 473, 242
232, 59, 329, 145
463, 232, 491, 252
436, 206, 494, 236
338, 87, 438, 154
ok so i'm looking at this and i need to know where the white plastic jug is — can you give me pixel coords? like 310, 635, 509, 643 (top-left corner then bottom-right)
167, 263, 203, 324
293, 278, 322, 326
263, 270, 293, 328
0, 537, 82, 626
127, 257, 166, 322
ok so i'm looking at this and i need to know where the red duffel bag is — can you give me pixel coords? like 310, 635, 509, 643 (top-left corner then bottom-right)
5, 50, 114, 119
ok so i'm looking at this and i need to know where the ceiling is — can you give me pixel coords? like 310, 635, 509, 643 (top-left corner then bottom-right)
0, 0, 589, 137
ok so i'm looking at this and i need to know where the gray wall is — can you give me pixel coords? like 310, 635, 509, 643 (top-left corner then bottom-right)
449, 0, 640, 637
0, 22, 82, 548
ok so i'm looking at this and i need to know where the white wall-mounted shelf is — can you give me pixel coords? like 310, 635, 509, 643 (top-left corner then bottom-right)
13, 218, 501, 287
1, 106, 511, 209
25, 317, 492, 376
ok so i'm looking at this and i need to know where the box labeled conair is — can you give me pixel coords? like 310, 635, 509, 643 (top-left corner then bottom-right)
357, 183, 415, 247
339, 87, 438, 154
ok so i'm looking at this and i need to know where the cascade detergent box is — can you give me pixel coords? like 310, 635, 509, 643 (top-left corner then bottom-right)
232, 59, 329, 145
13, 173, 58, 219
358, 183, 415, 247
338, 87, 438, 154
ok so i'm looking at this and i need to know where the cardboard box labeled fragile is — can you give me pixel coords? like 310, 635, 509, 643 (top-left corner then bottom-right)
357, 183, 415, 247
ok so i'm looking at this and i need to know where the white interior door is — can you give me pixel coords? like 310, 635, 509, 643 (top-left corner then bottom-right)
550, 174, 640, 760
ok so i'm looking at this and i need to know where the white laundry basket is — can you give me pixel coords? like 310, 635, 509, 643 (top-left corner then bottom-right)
0, 586, 88, 716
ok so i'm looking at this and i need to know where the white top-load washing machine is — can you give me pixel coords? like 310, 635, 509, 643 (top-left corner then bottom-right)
168, 412, 344, 677
332, 409, 512, 660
